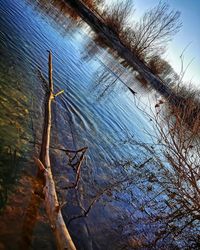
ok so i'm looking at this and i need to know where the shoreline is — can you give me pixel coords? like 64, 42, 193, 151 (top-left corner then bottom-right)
64, 0, 183, 105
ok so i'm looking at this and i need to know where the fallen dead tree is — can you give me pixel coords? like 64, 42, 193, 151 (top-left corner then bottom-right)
34, 51, 77, 250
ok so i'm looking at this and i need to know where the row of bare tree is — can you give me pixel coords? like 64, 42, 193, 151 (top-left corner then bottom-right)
101, 1, 181, 61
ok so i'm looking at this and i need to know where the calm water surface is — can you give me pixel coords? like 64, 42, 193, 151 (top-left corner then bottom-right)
0, 0, 157, 249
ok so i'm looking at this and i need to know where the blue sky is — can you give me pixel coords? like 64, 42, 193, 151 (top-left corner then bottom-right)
105, 0, 200, 88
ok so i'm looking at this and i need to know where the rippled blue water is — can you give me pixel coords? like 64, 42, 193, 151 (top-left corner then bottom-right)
0, 0, 157, 249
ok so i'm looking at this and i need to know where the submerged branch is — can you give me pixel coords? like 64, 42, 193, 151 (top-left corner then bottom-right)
64, 147, 87, 189
67, 158, 151, 225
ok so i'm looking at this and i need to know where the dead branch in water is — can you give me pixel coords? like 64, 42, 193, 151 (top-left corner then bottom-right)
65, 147, 87, 189
34, 51, 76, 250
66, 158, 152, 226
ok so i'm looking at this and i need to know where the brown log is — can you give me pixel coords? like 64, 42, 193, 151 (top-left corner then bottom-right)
36, 51, 76, 250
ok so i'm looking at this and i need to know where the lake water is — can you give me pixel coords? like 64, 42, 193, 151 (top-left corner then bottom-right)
0, 0, 162, 249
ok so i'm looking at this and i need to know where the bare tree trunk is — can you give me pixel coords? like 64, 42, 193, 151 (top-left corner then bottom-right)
34, 51, 76, 250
